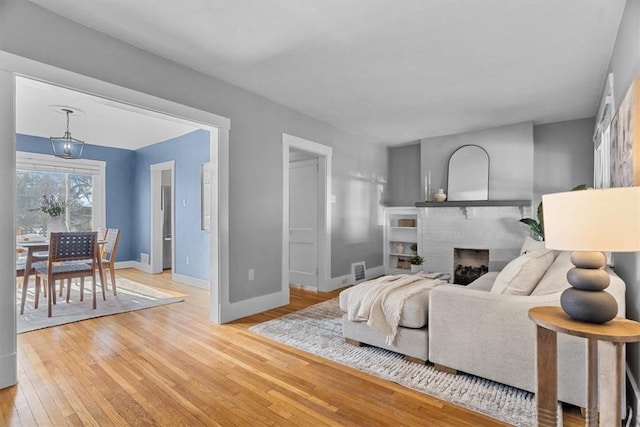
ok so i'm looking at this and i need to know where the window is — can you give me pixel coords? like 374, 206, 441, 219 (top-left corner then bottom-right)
593, 73, 614, 189
16, 152, 105, 235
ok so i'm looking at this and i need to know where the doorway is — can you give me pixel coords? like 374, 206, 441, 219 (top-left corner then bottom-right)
0, 51, 232, 389
282, 134, 332, 292
289, 154, 319, 289
150, 162, 175, 274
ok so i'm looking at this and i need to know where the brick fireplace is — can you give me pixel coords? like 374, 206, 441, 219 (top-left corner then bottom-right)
418, 205, 528, 282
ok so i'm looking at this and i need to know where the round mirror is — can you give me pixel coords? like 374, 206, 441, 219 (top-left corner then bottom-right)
447, 145, 489, 201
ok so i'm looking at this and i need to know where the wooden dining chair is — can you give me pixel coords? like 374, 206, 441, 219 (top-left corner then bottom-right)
17, 257, 47, 314
98, 228, 121, 296
35, 232, 104, 317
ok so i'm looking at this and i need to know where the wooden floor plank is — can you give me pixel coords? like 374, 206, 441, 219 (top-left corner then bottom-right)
1, 268, 585, 426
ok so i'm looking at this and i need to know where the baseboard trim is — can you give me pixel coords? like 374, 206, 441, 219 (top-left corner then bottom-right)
0, 352, 17, 389
328, 265, 384, 292
114, 261, 138, 270
172, 273, 210, 290
626, 363, 640, 426
221, 289, 289, 323
127, 261, 153, 274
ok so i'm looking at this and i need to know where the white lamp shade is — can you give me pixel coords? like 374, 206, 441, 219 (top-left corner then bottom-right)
542, 187, 640, 252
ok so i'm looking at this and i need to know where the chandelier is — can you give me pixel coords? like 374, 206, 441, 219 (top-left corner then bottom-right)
50, 108, 84, 159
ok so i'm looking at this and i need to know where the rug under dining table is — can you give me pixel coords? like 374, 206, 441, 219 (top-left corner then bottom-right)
17, 277, 184, 333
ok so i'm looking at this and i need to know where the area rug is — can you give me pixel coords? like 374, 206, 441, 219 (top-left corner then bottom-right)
17, 278, 184, 333
250, 298, 537, 427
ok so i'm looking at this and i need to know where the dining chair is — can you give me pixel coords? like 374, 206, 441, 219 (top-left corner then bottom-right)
35, 231, 104, 317
17, 256, 47, 314
97, 228, 121, 296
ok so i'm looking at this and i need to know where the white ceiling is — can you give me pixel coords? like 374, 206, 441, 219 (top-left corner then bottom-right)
28, 0, 626, 145
16, 77, 201, 150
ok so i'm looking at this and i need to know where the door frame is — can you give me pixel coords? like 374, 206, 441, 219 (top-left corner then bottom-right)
282, 134, 332, 292
0, 50, 231, 388
150, 161, 175, 274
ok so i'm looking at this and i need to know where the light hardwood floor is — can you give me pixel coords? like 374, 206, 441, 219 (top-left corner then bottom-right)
2, 269, 584, 426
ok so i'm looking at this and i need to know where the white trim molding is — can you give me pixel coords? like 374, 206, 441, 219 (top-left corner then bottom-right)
0, 69, 18, 388
282, 134, 333, 293
329, 265, 385, 292
221, 290, 290, 323
172, 273, 210, 290
129, 260, 153, 274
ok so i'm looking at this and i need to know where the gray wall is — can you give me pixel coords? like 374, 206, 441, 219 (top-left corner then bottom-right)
532, 118, 595, 207
0, 0, 386, 304
420, 122, 534, 200
386, 143, 421, 206
601, 0, 640, 411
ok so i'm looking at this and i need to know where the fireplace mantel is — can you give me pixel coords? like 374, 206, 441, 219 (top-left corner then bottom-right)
415, 200, 531, 208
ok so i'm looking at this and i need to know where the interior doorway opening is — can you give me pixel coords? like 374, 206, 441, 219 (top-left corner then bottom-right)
289, 150, 320, 289
282, 134, 332, 293
151, 161, 175, 274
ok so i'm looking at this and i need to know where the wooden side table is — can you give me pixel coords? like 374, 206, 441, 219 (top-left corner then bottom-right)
529, 306, 640, 426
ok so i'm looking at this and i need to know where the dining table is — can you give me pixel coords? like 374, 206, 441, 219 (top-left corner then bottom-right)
18, 237, 106, 314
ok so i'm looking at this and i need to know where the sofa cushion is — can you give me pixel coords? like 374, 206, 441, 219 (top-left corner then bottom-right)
491, 250, 555, 295
520, 236, 547, 255
339, 284, 431, 329
467, 271, 499, 291
530, 251, 573, 296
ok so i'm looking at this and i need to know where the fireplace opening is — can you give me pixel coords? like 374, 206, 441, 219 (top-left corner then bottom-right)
454, 248, 489, 285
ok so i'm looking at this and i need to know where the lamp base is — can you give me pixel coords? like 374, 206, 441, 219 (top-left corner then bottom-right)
560, 251, 617, 324
560, 288, 618, 324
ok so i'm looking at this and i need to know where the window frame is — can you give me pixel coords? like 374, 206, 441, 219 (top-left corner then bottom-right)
16, 151, 106, 231
593, 72, 615, 189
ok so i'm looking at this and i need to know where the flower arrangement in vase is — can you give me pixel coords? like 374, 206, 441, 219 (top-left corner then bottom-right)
32, 194, 66, 217
31, 194, 67, 233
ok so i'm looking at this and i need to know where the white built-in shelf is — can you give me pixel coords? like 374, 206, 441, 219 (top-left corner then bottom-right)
415, 200, 530, 208
390, 252, 412, 257
390, 226, 417, 230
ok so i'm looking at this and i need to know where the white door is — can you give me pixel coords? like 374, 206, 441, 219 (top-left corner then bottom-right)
289, 158, 319, 287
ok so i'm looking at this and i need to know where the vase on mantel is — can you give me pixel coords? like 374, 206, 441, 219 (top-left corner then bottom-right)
433, 189, 447, 202
47, 215, 66, 236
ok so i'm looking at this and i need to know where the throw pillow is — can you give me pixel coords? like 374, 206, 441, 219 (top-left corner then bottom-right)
530, 251, 573, 296
520, 236, 547, 255
491, 250, 555, 295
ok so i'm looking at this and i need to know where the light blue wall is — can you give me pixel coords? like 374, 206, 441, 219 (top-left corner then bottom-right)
133, 129, 210, 280
17, 134, 134, 262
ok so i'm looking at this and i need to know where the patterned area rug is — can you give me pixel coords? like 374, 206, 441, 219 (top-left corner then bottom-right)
250, 298, 537, 426
17, 277, 184, 333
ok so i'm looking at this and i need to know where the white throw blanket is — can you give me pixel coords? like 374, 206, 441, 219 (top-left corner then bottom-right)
347, 274, 443, 344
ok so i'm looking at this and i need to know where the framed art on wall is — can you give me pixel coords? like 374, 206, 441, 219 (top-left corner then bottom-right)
610, 77, 640, 187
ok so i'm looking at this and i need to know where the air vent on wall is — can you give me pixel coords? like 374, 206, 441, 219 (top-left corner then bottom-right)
351, 261, 366, 284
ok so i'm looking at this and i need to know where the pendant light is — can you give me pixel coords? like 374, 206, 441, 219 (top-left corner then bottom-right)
50, 108, 84, 159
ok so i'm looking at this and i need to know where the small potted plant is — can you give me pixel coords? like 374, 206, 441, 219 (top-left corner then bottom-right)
409, 254, 424, 273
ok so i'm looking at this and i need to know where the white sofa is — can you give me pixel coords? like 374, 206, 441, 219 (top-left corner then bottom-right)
340, 248, 626, 409
428, 251, 625, 408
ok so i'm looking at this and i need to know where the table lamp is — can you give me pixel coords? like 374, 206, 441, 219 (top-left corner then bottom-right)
542, 187, 640, 323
